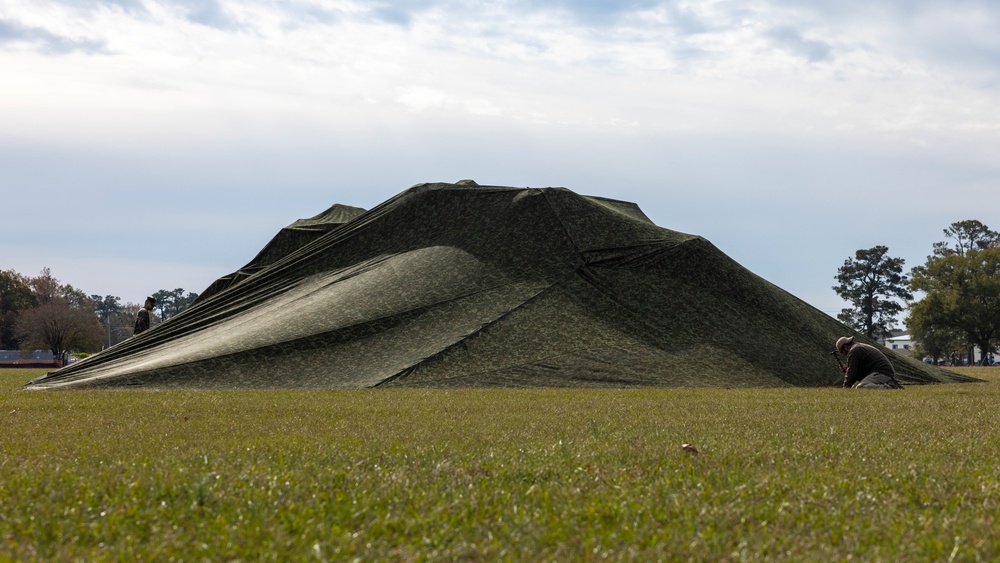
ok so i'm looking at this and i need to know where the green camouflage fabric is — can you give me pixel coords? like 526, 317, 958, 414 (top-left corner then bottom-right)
27, 182, 980, 390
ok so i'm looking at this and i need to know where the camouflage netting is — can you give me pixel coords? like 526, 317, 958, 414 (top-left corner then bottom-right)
27, 181, 978, 389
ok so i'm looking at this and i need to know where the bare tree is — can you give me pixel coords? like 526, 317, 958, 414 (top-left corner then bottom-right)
16, 268, 104, 357
16, 297, 103, 357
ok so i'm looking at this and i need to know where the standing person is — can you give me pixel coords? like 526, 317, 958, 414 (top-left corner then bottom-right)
835, 336, 903, 389
133, 296, 156, 336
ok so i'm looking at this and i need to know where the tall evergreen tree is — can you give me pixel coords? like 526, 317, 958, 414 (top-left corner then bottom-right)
930, 219, 1000, 258
151, 288, 199, 321
90, 294, 125, 348
834, 245, 912, 340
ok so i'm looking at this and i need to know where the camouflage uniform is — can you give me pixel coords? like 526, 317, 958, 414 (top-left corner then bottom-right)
133, 308, 150, 336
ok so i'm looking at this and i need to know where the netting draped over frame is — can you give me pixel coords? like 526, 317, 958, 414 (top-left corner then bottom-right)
27, 182, 977, 389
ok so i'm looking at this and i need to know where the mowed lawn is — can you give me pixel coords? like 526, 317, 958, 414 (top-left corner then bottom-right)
2, 367, 999, 561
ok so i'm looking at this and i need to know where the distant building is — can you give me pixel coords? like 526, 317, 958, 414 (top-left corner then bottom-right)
0, 350, 54, 361
888, 334, 996, 366
884, 331, 912, 356
0, 350, 61, 368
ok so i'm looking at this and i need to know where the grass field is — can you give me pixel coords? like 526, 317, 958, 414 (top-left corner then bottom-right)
2, 367, 999, 561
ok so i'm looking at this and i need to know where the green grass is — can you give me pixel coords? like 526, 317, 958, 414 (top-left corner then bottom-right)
3, 368, 999, 561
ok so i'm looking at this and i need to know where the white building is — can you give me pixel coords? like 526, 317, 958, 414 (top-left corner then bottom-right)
889, 333, 997, 365
883, 332, 912, 356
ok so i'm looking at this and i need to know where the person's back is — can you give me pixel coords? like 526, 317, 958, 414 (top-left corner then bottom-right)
836, 336, 902, 389
847, 343, 894, 382
133, 296, 156, 336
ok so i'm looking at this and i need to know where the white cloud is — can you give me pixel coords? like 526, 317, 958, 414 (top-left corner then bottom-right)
3, 0, 998, 146
395, 86, 453, 112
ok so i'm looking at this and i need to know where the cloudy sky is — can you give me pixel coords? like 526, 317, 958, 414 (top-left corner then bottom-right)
2, 0, 998, 318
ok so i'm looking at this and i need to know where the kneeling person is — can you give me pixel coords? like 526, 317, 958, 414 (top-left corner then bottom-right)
835, 336, 903, 389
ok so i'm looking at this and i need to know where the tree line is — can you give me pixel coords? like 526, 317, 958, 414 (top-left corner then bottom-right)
0, 267, 198, 357
835, 219, 1000, 365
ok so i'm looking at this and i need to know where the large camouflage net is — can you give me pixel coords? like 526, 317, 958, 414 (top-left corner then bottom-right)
27, 182, 978, 389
